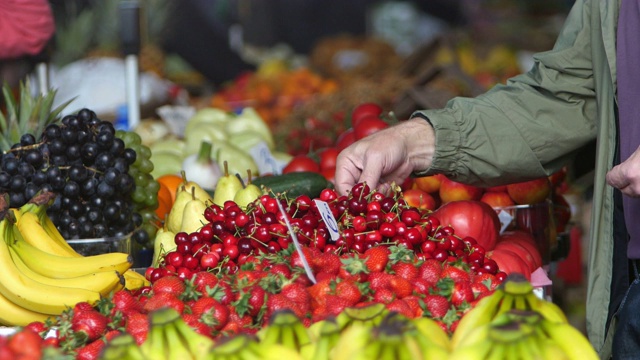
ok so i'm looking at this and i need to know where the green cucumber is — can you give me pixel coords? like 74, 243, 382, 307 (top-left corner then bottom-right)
252, 172, 332, 198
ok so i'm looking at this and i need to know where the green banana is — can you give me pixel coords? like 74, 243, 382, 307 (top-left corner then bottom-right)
450, 287, 505, 348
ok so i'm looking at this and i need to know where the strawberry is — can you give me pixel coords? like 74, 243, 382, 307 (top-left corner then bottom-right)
192, 271, 219, 293
125, 312, 148, 345
471, 282, 491, 300
335, 279, 362, 306
363, 246, 390, 272
191, 296, 229, 331
75, 339, 105, 360
473, 273, 500, 291
24, 321, 46, 335
423, 294, 450, 319
314, 252, 342, 275
6, 328, 42, 359
402, 295, 424, 318
411, 278, 433, 296
71, 309, 108, 343
441, 262, 471, 283
281, 282, 311, 309
266, 294, 296, 318
391, 261, 419, 282
338, 257, 368, 282
269, 263, 292, 279
386, 299, 414, 319
73, 302, 95, 314
151, 275, 186, 296
182, 313, 213, 337
206, 281, 235, 306
143, 292, 185, 314
315, 271, 338, 283
324, 295, 352, 316
191, 296, 217, 317
307, 278, 332, 310
450, 281, 474, 307
111, 290, 143, 316
247, 286, 267, 318
418, 259, 442, 285
368, 272, 392, 291
291, 246, 321, 272
388, 275, 413, 299
372, 287, 395, 304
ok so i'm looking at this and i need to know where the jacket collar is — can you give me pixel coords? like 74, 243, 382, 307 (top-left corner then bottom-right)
601, 0, 620, 91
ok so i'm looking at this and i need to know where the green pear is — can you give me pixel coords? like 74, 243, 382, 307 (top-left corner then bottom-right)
213, 161, 243, 206
182, 174, 214, 204
166, 184, 192, 233
150, 151, 183, 179
179, 195, 208, 234
152, 226, 177, 267
233, 170, 263, 209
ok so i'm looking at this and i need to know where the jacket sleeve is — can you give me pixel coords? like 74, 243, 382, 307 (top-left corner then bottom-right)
0, 0, 55, 59
412, 0, 598, 187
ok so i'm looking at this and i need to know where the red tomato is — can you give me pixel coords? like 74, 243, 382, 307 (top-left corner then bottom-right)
351, 102, 383, 128
283, 155, 320, 173
336, 128, 356, 151
487, 248, 532, 280
497, 230, 543, 270
318, 147, 339, 171
433, 200, 500, 251
354, 116, 389, 140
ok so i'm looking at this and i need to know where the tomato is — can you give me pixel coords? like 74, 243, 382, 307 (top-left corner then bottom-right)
497, 230, 543, 270
351, 102, 383, 128
354, 116, 389, 140
318, 147, 339, 171
487, 248, 531, 280
336, 127, 356, 151
282, 155, 320, 173
433, 200, 500, 251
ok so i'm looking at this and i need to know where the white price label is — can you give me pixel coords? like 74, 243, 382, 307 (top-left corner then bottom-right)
497, 209, 514, 234
249, 142, 283, 175
313, 199, 340, 241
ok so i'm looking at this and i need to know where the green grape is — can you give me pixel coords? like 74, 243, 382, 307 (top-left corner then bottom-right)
146, 179, 160, 194
144, 192, 159, 208
134, 172, 148, 186
140, 209, 157, 222
142, 223, 158, 240
138, 145, 152, 160
138, 158, 154, 174
131, 187, 147, 204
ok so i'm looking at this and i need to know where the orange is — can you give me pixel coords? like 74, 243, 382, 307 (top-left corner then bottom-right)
157, 174, 184, 203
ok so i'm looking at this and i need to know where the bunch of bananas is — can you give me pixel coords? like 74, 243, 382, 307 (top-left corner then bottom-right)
100, 308, 214, 360
0, 192, 148, 326
449, 274, 598, 360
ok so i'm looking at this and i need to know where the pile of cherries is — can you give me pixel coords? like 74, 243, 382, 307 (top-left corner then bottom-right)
147, 183, 500, 282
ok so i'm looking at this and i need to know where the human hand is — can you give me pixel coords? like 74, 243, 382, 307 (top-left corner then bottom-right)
606, 145, 640, 197
334, 118, 436, 195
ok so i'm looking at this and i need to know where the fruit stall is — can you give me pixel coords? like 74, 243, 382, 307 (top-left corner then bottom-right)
0, 0, 596, 359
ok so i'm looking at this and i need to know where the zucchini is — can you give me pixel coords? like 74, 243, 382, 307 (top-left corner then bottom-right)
252, 172, 332, 198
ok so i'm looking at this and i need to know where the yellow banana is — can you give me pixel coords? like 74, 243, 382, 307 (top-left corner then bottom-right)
451, 288, 505, 348
163, 322, 196, 360
331, 323, 371, 360
123, 269, 150, 290
452, 322, 490, 349
535, 336, 571, 360
539, 319, 599, 360
9, 229, 133, 279
259, 343, 305, 360
0, 290, 53, 326
525, 292, 569, 324
413, 316, 451, 351
16, 208, 79, 257
485, 341, 508, 360
449, 339, 493, 360
0, 220, 101, 314
171, 313, 214, 360
10, 246, 124, 297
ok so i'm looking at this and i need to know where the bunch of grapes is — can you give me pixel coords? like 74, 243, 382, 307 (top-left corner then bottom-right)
0, 108, 157, 248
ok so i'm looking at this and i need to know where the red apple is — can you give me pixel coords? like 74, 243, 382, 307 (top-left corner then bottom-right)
336, 128, 356, 151
480, 191, 515, 208
433, 200, 500, 251
548, 167, 567, 186
439, 176, 484, 204
485, 185, 508, 192
414, 174, 444, 194
506, 177, 552, 205
402, 188, 436, 210
552, 193, 572, 233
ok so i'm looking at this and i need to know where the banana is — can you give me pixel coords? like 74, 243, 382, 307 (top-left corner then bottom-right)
0, 219, 101, 314
454, 322, 491, 349
331, 323, 371, 360
535, 336, 571, 360
485, 341, 508, 360
525, 292, 569, 324
0, 290, 53, 326
10, 246, 124, 297
139, 317, 167, 360
450, 287, 505, 348
9, 228, 133, 279
261, 310, 310, 352
502, 273, 535, 295
100, 333, 147, 360
539, 319, 599, 360
336, 303, 388, 330
163, 321, 196, 360
172, 313, 214, 360
413, 316, 451, 351
496, 293, 516, 316
448, 340, 493, 360
307, 318, 341, 360
16, 207, 79, 257
258, 343, 305, 360
123, 269, 151, 291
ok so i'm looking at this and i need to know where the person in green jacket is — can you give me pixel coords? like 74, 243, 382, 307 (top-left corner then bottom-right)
335, 1, 638, 358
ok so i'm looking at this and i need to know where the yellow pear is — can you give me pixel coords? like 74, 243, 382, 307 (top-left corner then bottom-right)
152, 225, 177, 267
233, 170, 263, 209
180, 195, 208, 234
166, 185, 192, 233
213, 161, 243, 206
182, 170, 214, 204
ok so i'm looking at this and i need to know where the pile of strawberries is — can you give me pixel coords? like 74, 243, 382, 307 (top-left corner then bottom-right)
3, 183, 506, 358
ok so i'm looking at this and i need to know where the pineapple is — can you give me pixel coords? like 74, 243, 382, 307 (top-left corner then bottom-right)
0, 80, 72, 152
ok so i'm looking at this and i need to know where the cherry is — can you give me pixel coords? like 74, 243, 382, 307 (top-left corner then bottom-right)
496, 271, 508, 282
433, 249, 449, 262
320, 188, 338, 202
400, 209, 420, 226
420, 240, 437, 254
352, 216, 367, 232
483, 258, 499, 274
380, 197, 396, 213
176, 267, 193, 280
176, 242, 192, 255
365, 230, 382, 244
165, 251, 183, 268
267, 241, 281, 253
191, 243, 209, 258
199, 223, 214, 243
348, 198, 366, 215
404, 227, 423, 245
295, 194, 313, 212
200, 252, 219, 269
174, 232, 189, 246
379, 222, 397, 238
238, 237, 253, 255
223, 244, 239, 260
365, 210, 382, 230
301, 213, 319, 230
350, 183, 371, 199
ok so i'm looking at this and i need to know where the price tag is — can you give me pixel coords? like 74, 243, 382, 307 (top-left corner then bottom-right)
249, 142, 284, 175
276, 200, 316, 284
156, 105, 195, 137
497, 209, 514, 234
313, 199, 340, 241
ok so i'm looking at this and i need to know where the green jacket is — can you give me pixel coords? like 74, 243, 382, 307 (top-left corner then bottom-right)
414, 0, 619, 357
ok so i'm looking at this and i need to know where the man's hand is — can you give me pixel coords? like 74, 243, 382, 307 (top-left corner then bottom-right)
334, 117, 436, 196
606, 145, 640, 197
